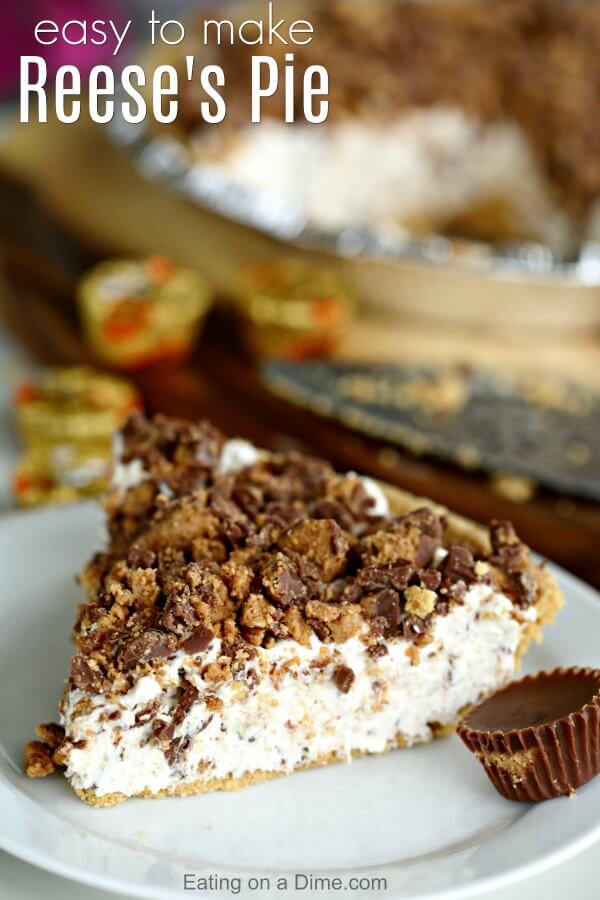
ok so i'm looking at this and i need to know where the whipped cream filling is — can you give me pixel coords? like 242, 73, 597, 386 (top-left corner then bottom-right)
217, 438, 261, 475
346, 472, 389, 517
193, 108, 572, 254
110, 432, 151, 492
61, 583, 535, 798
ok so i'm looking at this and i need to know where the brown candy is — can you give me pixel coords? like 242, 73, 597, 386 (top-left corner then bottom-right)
333, 665, 355, 694
458, 668, 600, 802
181, 626, 214, 655
117, 630, 177, 670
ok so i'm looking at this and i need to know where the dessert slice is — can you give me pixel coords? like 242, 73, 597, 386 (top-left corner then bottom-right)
26, 416, 563, 806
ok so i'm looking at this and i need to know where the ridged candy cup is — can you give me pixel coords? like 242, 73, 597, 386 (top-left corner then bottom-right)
232, 258, 355, 361
13, 443, 112, 508
79, 259, 213, 371
458, 668, 600, 802
14, 368, 141, 447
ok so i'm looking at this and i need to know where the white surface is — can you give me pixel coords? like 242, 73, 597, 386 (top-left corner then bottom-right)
0, 504, 599, 900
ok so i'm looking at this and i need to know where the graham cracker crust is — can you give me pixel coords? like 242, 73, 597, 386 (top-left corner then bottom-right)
70, 481, 563, 807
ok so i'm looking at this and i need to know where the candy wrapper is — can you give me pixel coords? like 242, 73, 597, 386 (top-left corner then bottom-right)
13, 443, 112, 508
14, 367, 141, 447
78, 257, 212, 370
232, 258, 354, 360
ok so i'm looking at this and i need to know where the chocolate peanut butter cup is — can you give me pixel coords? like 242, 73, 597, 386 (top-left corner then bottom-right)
458, 668, 600, 802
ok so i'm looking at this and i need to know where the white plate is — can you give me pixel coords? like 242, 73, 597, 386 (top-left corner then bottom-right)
1, 503, 599, 900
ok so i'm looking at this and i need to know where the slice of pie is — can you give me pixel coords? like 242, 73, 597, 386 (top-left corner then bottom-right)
25, 414, 563, 806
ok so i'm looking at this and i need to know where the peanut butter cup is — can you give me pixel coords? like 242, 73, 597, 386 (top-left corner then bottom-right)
458, 668, 600, 802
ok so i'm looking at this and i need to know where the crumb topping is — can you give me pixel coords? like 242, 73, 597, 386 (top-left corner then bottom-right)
24, 723, 67, 777
105, 413, 226, 554
68, 416, 542, 696
333, 665, 355, 694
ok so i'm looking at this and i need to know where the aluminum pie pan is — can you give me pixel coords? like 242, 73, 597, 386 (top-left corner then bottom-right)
108, 114, 600, 275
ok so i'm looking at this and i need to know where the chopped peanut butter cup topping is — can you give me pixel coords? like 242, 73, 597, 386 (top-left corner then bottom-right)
68, 416, 542, 693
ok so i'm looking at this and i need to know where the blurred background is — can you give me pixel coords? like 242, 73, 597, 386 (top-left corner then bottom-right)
0, 0, 599, 585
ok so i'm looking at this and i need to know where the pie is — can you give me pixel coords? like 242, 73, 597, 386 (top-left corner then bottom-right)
25, 414, 563, 805
168, 0, 600, 255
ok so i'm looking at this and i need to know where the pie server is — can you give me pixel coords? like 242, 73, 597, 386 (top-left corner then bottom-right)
261, 360, 600, 502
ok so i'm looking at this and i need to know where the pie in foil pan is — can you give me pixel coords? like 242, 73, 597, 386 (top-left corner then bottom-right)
109, 0, 600, 330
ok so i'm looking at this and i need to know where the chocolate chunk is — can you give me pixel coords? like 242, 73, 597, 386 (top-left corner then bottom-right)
294, 555, 322, 592
418, 568, 442, 591
160, 595, 198, 635
402, 615, 428, 640
494, 544, 530, 577
311, 619, 332, 642
355, 562, 413, 594
134, 702, 158, 726
164, 734, 191, 767
367, 643, 389, 658
172, 680, 199, 726
249, 522, 280, 549
436, 599, 450, 616
458, 668, 600, 802
127, 545, 157, 569
341, 582, 362, 604
117, 629, 176, 670
261, 553, 307, 607
69, 656, 108, 692
181, 626, 214, 654
404, 508, 445, 566
333, 665, 355, 694
440, 546, 476, 592
490, 520, 520, 552
517, 571, 538, 605
311, 498, 354, 531
209, 490, 252, 543
232, 484, 262, 518
262, 500, 303, 527
361, 589, 400, 635
153, 720, 175, 743
488, 521, 537, 606
276, 452, 330, 498
414, 534, 439, 568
